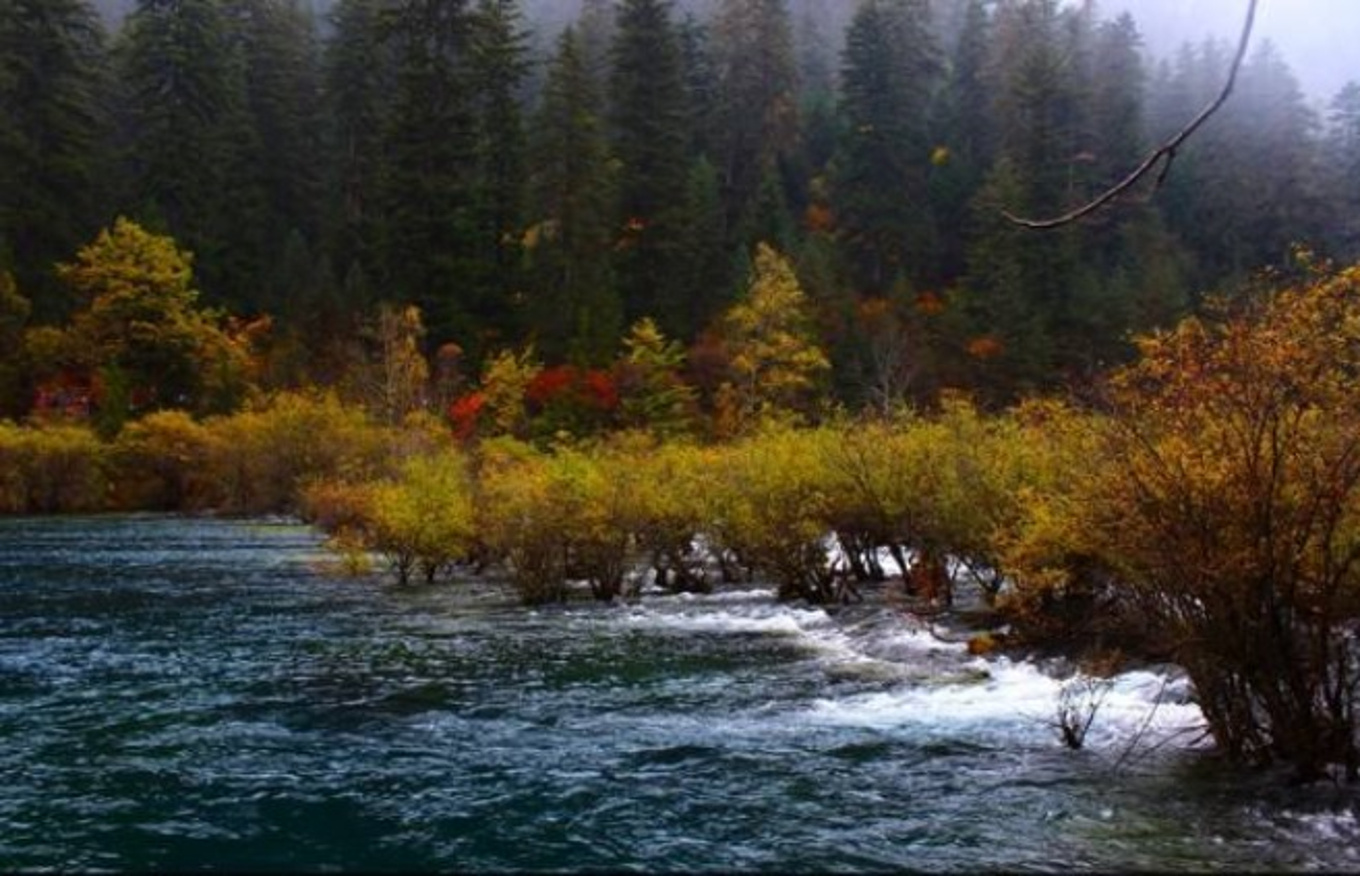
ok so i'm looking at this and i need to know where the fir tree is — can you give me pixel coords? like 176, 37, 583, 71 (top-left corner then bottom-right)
0, 0, 111, 321
527, 26, 619, 364
609, 0, 691, 337
833, 0, 940, 295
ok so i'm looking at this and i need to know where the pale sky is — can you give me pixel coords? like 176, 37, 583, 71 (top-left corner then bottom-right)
1110, 0, 1360, 103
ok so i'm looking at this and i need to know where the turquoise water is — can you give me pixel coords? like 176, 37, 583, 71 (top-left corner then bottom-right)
0, 515, 1357, 872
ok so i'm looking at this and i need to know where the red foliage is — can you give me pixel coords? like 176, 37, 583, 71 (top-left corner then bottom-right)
582, 369, 619, 411
525, 365, 619, 413
526, 365, 577, 408
448, 391, 486, 441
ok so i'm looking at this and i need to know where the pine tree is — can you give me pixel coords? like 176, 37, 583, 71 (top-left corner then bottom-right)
527, 25, 619, 364
115, 0, 260, 311
379, 0, 480, 348
609, 0, 692, 337
712, 0, 799, 245
1326, 81, 1360, 260
231, 0, 326, 315
833, 0, 940, 295
324, 0, 396, 307
0, 0, 111, 322
931, 0, 990, 283
468, 0, 530, 348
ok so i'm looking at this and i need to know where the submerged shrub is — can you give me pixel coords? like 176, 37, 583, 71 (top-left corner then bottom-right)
1077, 264, 1360, 779
624, 436, 719, 593
708, 424, 838, 602
367, 451, 477, 584
476, 439, 568, 604
477, 438, 640, 603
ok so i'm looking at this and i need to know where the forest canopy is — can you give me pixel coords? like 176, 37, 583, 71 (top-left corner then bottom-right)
2, 0, 1357, 421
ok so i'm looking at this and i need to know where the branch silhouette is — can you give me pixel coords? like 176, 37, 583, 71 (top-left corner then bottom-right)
1004, 0, 1259, 230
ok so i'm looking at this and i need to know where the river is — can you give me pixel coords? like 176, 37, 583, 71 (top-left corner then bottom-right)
0, 515, 1357, 872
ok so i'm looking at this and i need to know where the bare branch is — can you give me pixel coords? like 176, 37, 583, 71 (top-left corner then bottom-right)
1003, 0, 1259, 230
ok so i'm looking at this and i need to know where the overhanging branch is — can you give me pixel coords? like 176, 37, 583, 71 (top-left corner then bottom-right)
1003, 0, 1259, 230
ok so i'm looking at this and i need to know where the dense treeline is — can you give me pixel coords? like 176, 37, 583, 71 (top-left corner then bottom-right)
3, 0, 1358, 416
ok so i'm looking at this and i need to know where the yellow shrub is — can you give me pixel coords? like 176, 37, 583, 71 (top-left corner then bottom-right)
623, 436, 721, 592
198, 391, 392, 514
476, 439, 569, 604
707, 424, 838, 601
109, 410, 214, 510
0, 421, 109, 513
367, 451, 477, 584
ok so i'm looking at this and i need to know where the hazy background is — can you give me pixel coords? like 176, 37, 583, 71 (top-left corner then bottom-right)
1113, 0, 1359, 103
86, 0, 1360, 103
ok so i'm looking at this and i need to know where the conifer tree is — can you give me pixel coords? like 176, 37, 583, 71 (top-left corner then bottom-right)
0, 0, 111, 321
527, 26, 619, 364
712, 0, 799, 245
468, 0, 530, 348
1326, 81, 1360, 259
232, 0, 326, 314
609, 0, 691, 337
324, 0, 397, 299
833, 0, 940, 295
379, 0, 480, 348
115, 0, 260, 311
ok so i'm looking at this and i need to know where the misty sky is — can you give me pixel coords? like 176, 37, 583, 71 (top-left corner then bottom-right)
1111, 0, 1360, 103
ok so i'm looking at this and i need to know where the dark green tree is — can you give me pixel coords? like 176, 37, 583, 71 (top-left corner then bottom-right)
711, 0, 799, 246
609, 0, 691, 337
231, 0, 326, 315
115, 0, 261, 311
832, 0, 940, 295
378, 0, 479, 349
1325, 81, 1360, 260
467, 0, 529, 349
324, 0, 395, 293
930, 0, 991, 282
526, 25, 619, 364
0, 0, 111, 322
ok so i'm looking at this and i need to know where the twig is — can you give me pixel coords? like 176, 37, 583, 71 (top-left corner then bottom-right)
1004, 0, 1259, 230
1108, 675, 1169, 774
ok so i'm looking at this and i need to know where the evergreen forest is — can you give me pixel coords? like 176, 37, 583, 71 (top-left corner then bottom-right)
4, 0, 1358, 418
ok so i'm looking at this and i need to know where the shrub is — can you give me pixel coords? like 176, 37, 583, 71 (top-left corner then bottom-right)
366, 451, 477, 584
708, 424, 838, 602
476, 438, 570, 604
624, 436, 719, 593
198, 391, 391, 514
0, 421, 109, 513
109, 409, 214, 510
1078, 264, 1360, 779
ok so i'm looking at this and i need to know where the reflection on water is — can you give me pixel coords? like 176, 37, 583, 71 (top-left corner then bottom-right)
0, 515, 1356, 872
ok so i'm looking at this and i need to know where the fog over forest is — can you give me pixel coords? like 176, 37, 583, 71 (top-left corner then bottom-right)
89, 0, 1357, 101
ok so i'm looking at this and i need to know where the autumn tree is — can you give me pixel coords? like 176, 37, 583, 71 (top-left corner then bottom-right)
615, 317, 698, 437
718, 242, 829, 431
1084, 263, 1360, 780
53, 218, 255, 434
